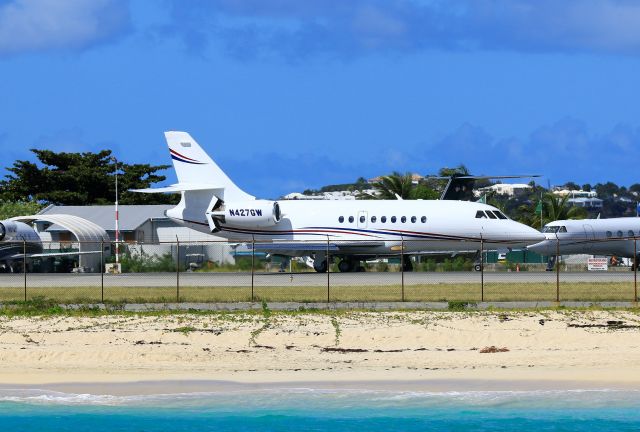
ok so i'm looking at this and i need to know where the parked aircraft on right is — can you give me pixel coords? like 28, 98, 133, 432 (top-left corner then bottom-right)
527, 218, 640, 266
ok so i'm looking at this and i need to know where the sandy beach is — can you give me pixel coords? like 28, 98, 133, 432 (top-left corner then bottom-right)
1, 309, 640, 392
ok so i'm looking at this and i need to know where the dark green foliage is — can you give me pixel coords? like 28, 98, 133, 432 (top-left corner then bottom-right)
116, 249, 177, 273
0, 149, 178, 205
0, 200, 44, 219
368, 172, 438, 200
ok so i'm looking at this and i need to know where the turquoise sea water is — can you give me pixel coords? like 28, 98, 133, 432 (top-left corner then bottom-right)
1, 388, 639, 431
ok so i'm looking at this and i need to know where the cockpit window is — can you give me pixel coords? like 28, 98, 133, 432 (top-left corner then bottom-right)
558, 226, 567, 233
486, 211, 497, 219
492, 211, 508, 220
543, 226, 559, 233
475, 211, 487, 219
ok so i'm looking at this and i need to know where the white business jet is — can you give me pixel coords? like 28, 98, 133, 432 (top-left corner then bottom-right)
528, 218, 640, 264
133, 132, 545, 272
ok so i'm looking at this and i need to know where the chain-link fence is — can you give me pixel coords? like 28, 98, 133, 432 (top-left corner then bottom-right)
0, 237, 637, 303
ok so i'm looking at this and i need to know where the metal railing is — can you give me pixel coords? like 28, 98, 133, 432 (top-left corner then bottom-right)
0, 237, 637, 303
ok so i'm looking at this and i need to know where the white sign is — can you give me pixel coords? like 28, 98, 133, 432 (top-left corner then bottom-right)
588, 257, 608, 271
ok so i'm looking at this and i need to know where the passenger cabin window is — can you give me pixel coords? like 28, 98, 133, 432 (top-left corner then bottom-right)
401, 216, 406, 223
381, 216, 387, 223
617, 230, 623, 237
486, 211, 497, 219
359, 216, 366, 223
348, 216, 354, 223
606, 231, 612, 238
411, 216, 417, 223
338, 216, 344, 223
371, 216, 377, 223
391, 216, 397, 223
421, 216, 427, 223
475, 211, 487, 219
628, 230, 635, 237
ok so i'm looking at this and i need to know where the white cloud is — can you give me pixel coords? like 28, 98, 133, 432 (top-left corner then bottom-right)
0, 0, 130, 56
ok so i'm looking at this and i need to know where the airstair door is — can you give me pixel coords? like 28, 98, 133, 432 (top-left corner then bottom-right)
583, 224, 595, 253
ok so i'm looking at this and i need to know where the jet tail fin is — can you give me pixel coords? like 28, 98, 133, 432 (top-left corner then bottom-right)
164, 131, 254, 202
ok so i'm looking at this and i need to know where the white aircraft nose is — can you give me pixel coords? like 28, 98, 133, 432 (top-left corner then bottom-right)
527, 240, 554, 255
516, 224, 546, 245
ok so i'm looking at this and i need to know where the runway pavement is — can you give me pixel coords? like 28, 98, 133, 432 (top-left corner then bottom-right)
0, 270, 636, 288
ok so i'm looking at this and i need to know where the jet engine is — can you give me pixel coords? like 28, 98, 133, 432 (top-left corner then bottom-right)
0, 221, 18, 242
0, 220, 42, 242
207, 200, 282, 230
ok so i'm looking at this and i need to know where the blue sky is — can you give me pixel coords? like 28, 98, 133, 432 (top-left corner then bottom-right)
1, 0, 640, 198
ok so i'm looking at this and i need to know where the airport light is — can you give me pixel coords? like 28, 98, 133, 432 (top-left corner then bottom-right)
110, 156, 120, 264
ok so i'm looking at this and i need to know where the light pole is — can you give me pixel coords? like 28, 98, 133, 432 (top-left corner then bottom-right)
111, 156, 120, 265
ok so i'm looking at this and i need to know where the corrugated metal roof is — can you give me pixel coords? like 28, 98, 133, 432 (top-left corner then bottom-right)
38, 205, 173, 231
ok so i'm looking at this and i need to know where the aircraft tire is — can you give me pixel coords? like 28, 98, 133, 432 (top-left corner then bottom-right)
313, 259, 328, 273
338, 259, 354, 273
474, 264, 482, 272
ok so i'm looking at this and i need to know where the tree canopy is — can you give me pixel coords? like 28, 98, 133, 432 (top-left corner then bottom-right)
0, 149, 178, 206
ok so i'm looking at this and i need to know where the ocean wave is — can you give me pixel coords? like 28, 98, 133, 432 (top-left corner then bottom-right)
0, 387, 639, 411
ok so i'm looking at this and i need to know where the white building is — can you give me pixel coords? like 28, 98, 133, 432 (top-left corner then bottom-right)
475, 183, 532, 197
552, 189, 598, 198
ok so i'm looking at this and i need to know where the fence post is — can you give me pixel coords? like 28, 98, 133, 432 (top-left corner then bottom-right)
326, 236, 330, 303
556, 235, 560, 303
176, 237, 180, 303
23, 240, 27, 302
401, 235, 405, 302
100, 240, 104, 303
480, 235, 484, 302
251, 236, 255, 302
635, 238, 638, 303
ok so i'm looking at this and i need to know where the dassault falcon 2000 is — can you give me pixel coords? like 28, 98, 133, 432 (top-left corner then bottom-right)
133, 131, 544, 272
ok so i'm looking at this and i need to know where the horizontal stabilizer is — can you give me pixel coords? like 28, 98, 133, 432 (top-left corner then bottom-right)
130, 183, 222, 194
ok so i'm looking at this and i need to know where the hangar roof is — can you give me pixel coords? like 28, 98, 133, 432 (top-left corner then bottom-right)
11, 214, 109, 244
38, 205, 173, 232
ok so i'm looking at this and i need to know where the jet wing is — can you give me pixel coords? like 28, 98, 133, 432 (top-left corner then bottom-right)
9, 251, 102, 259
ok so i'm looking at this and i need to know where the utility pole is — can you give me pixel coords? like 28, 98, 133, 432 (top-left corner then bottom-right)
111, 156, 120, 266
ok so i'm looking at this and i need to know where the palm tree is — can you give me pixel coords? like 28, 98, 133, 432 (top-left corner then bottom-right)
516, 193, 587, 229
373, 172, 414, 200
542, 193, 587, 224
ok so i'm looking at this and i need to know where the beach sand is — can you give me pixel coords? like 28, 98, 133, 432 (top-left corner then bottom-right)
1, 309, 639, 393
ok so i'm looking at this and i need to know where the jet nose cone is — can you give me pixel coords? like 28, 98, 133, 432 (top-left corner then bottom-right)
517, 225, 545, 245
